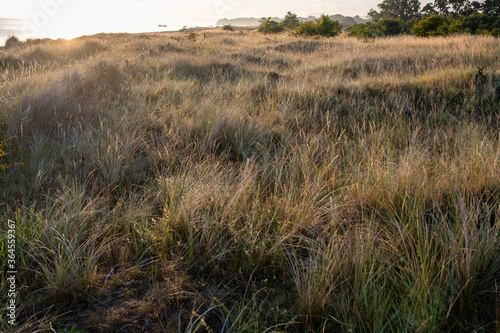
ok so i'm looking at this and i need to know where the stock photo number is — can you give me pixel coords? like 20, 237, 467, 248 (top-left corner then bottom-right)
5, 219, 17, 326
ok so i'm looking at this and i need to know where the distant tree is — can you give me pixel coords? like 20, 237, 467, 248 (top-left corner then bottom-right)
482, 0, 500, 15
460, 1, 483, 15
315, 14, 341, 36
370, 0, 421, 21
282, 11, 300, 30
432, 0, 472, 14
449, 0, 471, 13
222, 24, 234, 31
422, 3, 439, 16
470, 1, 483, 13
258, 18, 284, 34
367, 8, 382, 21
432, 0, 500, 15
433, 0, 450, 14
364, 0, 499, 37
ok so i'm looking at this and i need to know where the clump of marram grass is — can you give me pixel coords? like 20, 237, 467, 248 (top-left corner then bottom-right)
0, 55, 23, 71
16, 59, 127, 137
167, 57, 242, 83
203, 114, 269, 162
20, 38, 107, 64
9, 178, 112, 306
0, 31, 499, 332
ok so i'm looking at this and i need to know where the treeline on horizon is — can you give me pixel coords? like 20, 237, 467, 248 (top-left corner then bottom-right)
217, 14, 368, 28
257, 0, 500, 37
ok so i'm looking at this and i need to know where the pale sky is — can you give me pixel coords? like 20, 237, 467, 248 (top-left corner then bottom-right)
0, 0, 422, 40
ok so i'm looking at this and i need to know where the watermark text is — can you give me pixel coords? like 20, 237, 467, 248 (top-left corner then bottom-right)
5, 219, 17, 326
22, 0, 73, 35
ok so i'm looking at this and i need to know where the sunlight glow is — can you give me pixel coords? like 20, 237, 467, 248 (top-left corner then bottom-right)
0, 0, 393, 41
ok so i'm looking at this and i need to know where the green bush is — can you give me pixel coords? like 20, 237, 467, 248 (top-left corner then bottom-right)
185, 33, 197, 41
258, 18, 284, 34
411, 15, 449, 36
315, 14, 341, 37
222, 24, 234, 31
349, 13, 500, 38
0, 141, 7, 171
294, 15, 340, 37
357, 0, 500, 38
282, 11, 300, 30
347, 22, 384, 38
379, 18, 405, 35
448, 14, 500, 36
294, 21, 317, 36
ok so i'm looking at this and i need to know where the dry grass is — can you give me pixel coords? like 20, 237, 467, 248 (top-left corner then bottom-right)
0, 29, 499, 332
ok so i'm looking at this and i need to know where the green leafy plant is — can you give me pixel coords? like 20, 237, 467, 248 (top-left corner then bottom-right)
186, 33, 197, 41
294, 21, 317, 36
315, 14, 341, 37
411, 15, 449, 36
347, 22, 384, 38
294, 15, 341, 37
0, 140, 8, 171
258, 18, 284, 34
379, 17, 405, 35
282, 11, 300, 30
476, 65, 485, 77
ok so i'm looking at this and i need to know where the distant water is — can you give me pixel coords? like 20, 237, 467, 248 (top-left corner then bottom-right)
0, 18, 195, 46
0, 18, 32, 46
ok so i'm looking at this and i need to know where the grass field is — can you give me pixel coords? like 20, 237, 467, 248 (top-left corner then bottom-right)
1, 28, 500, 332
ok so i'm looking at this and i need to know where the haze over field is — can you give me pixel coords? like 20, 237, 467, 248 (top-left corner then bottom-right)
0, 0, 430, 44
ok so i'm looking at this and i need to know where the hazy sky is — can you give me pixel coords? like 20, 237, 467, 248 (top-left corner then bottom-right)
0, 0, 425, 40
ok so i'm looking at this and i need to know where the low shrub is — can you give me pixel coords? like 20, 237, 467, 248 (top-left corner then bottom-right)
411, 15, 449, 36
348, 14, 499, 38
347, 22, 384, 38
0, 55, 23, 70
314, 14, 341, 37
4, 35, 20, 49
294, 15, 341, 37
275, 40, 322, 53
379, 18, 406, 35
294, 21, 317, 36
258, 18, 284, 34
448, 13, 500, 36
